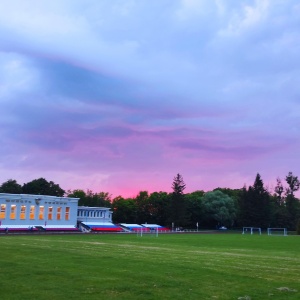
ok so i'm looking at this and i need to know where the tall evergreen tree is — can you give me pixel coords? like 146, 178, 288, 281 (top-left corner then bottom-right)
237, 174, 271, 228
249, 173, 271, 228
172, 173, 186, 195
169, 173, 187, 227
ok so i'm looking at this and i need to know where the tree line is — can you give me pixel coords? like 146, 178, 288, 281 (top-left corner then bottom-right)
1, 172, 299, 231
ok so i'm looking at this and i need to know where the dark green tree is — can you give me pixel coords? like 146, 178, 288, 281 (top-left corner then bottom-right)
86, 190, 111, 207
274, 177, 284, 205
274, 177, 285, 207
238, 174, 271, 228
285, 172, 300, 197
67, 189, 87, 205
213, 187, 242, 200
250, 173, 271, 228
285, 172, 300, 229
22, 178, 65, 196
269, 194, 289, 228
148, 192, 171, 226
134, 191, 150, 223
214, 187, 241, 227
69, 189, 112, 207
111, 196, 136, 223
169, 173, 187, 227
237, 185, 251, 227
185, 190, 204, 228
269, 178, 289, 227
237, 174, 271, 228
0, 179, 22, 194
285, 194, 300, 229
172, 173, 186, 195
202, 190, 236, 228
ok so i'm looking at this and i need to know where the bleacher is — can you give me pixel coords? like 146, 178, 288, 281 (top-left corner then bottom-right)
81, 222, 124, 232
119, 223, 150, 232
141, 224, 169, 231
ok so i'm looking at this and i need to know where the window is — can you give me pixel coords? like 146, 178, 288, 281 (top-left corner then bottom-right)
57, 207, 61, 220
48, 207, 53, 220
65, 207, 70, 221
39, 206, 44, 220
10, 205, 16, 219
20, 205, 26, 220
30, 206, 35, 220
0, 204, 6, 219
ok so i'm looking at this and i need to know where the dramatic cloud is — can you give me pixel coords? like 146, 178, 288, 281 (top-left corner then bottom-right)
0, 0, 299, 197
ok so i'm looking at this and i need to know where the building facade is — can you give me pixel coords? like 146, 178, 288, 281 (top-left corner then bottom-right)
77, 206, 112, 223
0, 193, 79, 231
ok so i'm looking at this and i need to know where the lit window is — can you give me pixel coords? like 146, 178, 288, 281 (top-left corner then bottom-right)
65, 207, 70, 221
57, 207, 61, 220
30, 206, 35, 220
10, 205, 16, 219
20, 205, 26, 220
0, 204, 6, 219
39, 206, 44, 220
48, 207, 53, 220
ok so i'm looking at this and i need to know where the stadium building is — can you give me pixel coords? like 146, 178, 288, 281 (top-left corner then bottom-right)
0, 193, 79, 232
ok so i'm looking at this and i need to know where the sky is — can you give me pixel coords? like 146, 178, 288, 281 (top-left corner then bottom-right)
0, 0, 299, 198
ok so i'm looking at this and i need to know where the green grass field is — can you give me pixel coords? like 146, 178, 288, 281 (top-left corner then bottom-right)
0, 232, 299, 300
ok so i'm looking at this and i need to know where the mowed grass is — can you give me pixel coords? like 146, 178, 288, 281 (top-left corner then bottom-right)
0, 233, 299, 300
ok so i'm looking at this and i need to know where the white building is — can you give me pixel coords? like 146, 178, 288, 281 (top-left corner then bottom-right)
77, 206, 123, 232
77, 206, 112, 223
0, 193, 79, 231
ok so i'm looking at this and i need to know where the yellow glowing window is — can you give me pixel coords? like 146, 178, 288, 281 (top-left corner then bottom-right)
39, 206, 44, 220
65, 207, 70, 221
20, 205, 26, 220
0, 204, 6, 219
10, 205, 16, 219
48, 207, 53, 220
30, 206, 35, 220
57, 207, 61, 220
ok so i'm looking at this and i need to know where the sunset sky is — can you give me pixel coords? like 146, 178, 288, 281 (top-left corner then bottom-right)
1, 0, 299, 198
